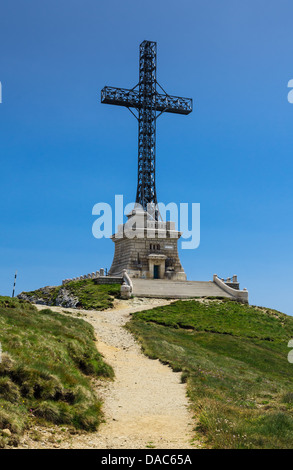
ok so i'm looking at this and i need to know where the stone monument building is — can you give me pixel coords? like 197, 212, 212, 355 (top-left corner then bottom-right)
108, 208, 186, 280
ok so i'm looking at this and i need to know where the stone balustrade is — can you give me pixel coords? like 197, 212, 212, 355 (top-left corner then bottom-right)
62, 269, 105, 285
213, 274, 248, 303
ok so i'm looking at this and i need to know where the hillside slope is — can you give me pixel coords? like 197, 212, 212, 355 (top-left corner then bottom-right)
127, 299, 293, 449
0, 297, 113, 448
18, 279, 121, 310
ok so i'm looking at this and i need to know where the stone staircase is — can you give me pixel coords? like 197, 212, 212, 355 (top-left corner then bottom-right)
131, 279, 232, 299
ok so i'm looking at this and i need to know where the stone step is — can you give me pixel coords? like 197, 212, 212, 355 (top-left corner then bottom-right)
131, 279, 232, 299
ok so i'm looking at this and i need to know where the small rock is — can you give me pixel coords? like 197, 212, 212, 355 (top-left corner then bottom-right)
2, 429, 11, 437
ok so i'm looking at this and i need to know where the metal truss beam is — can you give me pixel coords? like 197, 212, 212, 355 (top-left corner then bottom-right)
101, 86, 192, 115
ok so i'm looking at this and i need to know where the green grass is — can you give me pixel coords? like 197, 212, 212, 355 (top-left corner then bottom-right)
0, 296, 113, 448
20, 279, 121, 310
65, 280, 121, 310
126, 299, 293, 449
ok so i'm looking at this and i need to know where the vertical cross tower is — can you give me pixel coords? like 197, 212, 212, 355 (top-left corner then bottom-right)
101, 40, 192, 219
137, 41, 157, 216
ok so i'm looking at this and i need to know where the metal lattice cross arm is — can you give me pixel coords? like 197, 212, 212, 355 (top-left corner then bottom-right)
101, 86, 192, 115
101, 40, 193, 219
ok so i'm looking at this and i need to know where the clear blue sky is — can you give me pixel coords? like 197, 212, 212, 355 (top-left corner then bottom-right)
0, 0, 292, 314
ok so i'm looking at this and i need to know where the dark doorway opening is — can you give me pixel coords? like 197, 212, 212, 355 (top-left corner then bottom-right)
154, 265, 160, 279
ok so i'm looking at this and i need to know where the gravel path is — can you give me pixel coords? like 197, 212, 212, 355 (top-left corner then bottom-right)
20, 298, 198, 449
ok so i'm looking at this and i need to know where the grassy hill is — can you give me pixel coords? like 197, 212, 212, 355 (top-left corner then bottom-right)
0, 297, 113, 448
18, 279, 121, 310
127, 299, 293, 449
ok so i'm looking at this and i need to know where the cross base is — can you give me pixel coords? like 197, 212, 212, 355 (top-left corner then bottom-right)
108, 209, 187, 281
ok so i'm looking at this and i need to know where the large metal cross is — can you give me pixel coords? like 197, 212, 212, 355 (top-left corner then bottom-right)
101, 40, 192, 220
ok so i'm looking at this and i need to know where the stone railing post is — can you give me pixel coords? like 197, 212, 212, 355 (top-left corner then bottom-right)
120, 269, 133, 299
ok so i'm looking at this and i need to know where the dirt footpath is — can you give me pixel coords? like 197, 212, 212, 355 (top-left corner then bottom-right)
20, 298, 198, 449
